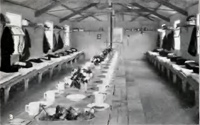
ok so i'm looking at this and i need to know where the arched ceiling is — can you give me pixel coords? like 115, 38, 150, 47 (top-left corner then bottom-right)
4, 0, 199, 23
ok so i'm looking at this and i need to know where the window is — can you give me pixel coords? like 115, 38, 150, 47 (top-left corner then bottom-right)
64, 25, 70, 47
174, 20, 181, 50
113, 28, 123, 43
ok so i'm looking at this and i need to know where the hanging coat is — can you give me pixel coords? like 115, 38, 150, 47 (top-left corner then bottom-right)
1, 27, 14, 55
57, 33, 64, 50
156, 34, 161, 48
43, 33, 50, 54
162, 31, 174, 51
52, 33, 58, 52
167, 31, 174, 51
162, 35, 168, 50
188, 26, 197, 56
1, 27, 15, 72
19, 29, 31, 61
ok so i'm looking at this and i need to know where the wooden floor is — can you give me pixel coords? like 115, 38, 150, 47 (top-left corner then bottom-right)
110, 57, 198, 124
1, 58, 198, 125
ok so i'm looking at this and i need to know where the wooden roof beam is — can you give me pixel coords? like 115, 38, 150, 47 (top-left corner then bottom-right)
117, 3, 154, 22
131, 3, 170, 22
129, 15, 140, 22
54, 0, 101, 21
153, 0, 188, 16
60, 3, 97, 23
35, 1, 60, 17
76, 13, 95, 22
90, 16, 102, 21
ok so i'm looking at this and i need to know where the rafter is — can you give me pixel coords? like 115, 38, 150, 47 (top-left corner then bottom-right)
54, 0, 101, 21
60, 3, 101, 21
131, 3, 170, 22
139, 14, 154, 21
129, 15, 140, 22
4, 0, 59, 18
76, 13, 95, 22
153, 0, 188, 16
35, 1, 60, 17
117, 3, 154, 22
60, 3, 97, 23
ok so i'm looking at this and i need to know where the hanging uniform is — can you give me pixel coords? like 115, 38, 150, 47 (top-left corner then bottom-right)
43, 32, 50, 54
19, 28, 31, 61
57, 33, 64, 50
188, 26, 197, 56
0, 27, 15, 72
167, 31, 174, 51
52, 33, 58, 52
156, 34, 161, 48
162, 34, 168, 50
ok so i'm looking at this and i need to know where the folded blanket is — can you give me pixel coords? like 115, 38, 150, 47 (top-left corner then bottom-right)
192, 66, 199, 74
40, 56, 51, 61
13, 61, 33, 68
46, 54, 60, 58
28, 58, 43, 63
176, 58, 188, 65
185, 62, 198, 69
170, 56, 182, 62
159, 50, 171, 57
180, 68, 193, 76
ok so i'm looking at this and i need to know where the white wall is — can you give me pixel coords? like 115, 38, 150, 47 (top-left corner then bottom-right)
70, 21, 159, 60
170, 4, 199, 62
0, 1, 71, 68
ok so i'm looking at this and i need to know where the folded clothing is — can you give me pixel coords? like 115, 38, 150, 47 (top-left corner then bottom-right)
170, 56, 182, 62
46, 54, 60, 58
159, 50, 171, 57
185, 62, 198, 69
172, 64, 182, 71
28, 58, 43, 63
66, 50, 73, 54
56, 51, 69, 56
176, 58, 188, 65
70, 48, 78, 52
166, 53, 176, 59
184, 61, 199, 74
152, 48, 163, 52
180, 68, 193, 76
0, 65, 19, 73
192, 66, 199, 74
40, 56, 51, 61
13, 61, 33, 68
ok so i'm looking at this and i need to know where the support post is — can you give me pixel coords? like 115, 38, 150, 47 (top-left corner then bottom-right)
110, 11, 113, 48
4, 87, 11, 103
172, 74, 177, 84
50, 68, 54, 78
24, 79, 29, 91
38, 73, 43, 84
